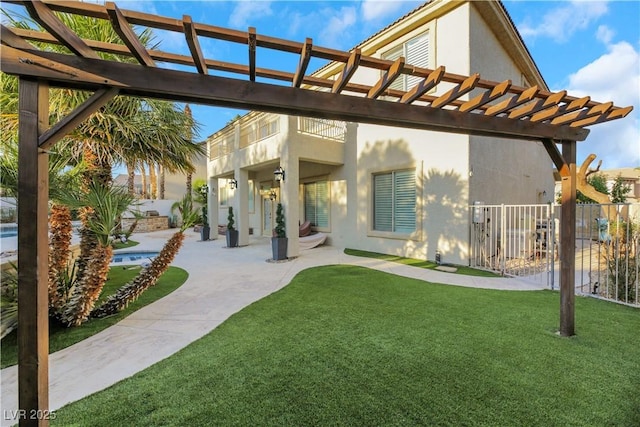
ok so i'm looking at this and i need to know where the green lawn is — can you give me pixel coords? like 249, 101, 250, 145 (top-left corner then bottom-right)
345, 248, 501, 277
51, 265, 639, 426
111, 238, 139, 250
0, 265, 187, 368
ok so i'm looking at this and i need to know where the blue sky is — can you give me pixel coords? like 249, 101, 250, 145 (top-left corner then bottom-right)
4, 1, 639, 168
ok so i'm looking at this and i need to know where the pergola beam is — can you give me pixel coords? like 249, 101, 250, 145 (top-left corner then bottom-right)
106, 1, 155, 67
38, 87, 119, 149
292, 38, 312, 88
0, 45, 590, 142
248, 27, 256, 82
24, 0, 98, 59
182, 15, 207, 75
332, 48, 361, 94
367, 56, 405, 99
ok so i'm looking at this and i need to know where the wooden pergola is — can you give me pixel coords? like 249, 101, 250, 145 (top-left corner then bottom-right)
0, 1, 633, 425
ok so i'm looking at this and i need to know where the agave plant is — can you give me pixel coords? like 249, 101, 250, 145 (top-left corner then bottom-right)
0, 263, 18, 339
92, 195, 200, 318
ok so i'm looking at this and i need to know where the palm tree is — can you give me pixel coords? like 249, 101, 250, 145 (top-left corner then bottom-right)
59, 181, 135, 326
92, 194, 200, 318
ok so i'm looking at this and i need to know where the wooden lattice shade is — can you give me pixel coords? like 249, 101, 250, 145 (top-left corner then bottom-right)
0, 0, 632, 144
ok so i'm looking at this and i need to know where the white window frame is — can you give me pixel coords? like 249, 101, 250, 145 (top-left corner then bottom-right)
370, 169, 417, 237
303, 179, 330, 232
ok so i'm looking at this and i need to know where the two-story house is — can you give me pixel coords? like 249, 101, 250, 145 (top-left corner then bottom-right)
205, 0, 555, 264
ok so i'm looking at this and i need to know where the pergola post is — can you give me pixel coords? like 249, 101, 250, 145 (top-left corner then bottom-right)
17, 78, 50, 426
559, 140, 576, 337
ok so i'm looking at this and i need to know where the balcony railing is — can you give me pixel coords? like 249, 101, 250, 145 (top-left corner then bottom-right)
297, 117, 346, 141
208, 132, 234, 160
239, 113, 280, 148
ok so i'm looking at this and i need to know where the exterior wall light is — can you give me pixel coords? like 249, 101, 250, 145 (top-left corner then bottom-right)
229, 179, 238, 189
274, 166, 285, 182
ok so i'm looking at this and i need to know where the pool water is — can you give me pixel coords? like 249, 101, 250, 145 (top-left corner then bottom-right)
0, 227, 18, 238
111, 251, 159, 264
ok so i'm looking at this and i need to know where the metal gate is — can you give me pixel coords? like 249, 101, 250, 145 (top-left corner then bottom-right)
469, 204, 556, 287
469, 203, 639, 306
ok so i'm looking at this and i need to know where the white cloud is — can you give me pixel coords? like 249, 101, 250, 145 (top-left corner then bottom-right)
519, 0, 609, 43
596, 25, 614, 44
228, 1, 273, 29
361, 0, 407, 22
561, 41, 640, 168
321, 6, 358, 47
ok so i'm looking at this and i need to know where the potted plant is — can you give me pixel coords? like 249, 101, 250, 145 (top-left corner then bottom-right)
226, 206, 238, 247
272, 203, 288, 260
200, 205, 210, 241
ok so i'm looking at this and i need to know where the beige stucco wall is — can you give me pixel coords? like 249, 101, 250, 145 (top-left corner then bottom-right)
205, 0, 556, 264
468, 5, 555, 205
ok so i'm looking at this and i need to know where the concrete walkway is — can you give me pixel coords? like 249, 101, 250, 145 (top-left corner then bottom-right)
0, 229, 544, 425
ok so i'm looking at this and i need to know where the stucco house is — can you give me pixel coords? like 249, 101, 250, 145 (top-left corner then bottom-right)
205, 0, 555, 264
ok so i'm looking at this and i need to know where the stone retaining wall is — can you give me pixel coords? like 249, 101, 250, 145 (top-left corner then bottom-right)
122, 216, 169, 233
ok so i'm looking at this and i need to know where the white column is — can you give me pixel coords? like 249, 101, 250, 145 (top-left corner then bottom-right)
237, 168, 250, 246
208, 177, 219, 239
280, 117, 300, 257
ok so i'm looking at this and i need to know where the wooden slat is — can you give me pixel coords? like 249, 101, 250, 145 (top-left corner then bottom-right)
248, 27, 256, 82
458, 79, 511, 112
400, 65, 445, 104
24, 0, 98, 58
552, 101, 613, 126
183, 15, 207, 75
570, 105, 633, 128
367, 56, 405, 99
530, 96, 590, 122
17, 78, 50, 427
0, 24, 35, 50
106, 2, 155, 67
292, 38, 312, 88
431, 73, 480, 109
0, 46, 590, 142
484, 85, 539, 116
39, 87, 119, 149
508, 90, 566, 120
332, 48, 361, 94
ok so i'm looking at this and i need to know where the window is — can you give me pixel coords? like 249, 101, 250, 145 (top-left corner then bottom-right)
373, 170, 416, 233
381, 32, 429, 92
304, 181, 329, 228
219, 184, 229, 207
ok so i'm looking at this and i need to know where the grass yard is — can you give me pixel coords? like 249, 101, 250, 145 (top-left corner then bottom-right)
0, 265, 187, 368
112, 238, 139, 250
345, 248, 501, 277
51, 265, 639, 426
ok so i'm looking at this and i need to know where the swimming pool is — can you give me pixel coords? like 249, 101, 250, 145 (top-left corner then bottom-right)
111, 251, 159, 264
0, 227, 17, 238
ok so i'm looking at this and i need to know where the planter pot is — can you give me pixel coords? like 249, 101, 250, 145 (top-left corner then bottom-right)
271, 237, 288, 260
226, 229, 239, 247
200, 225, 210, 241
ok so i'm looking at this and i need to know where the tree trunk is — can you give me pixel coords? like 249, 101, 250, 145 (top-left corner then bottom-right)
48, 203, 72, 313
159, 164, 165, 199
92, 231, 185, 317
127, 162, 136, 196
149, 162, 157, 199
186, 172, 192, 199
140, 163, 148, 199
62, 243, 113, 326
76, 145, 112, 282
